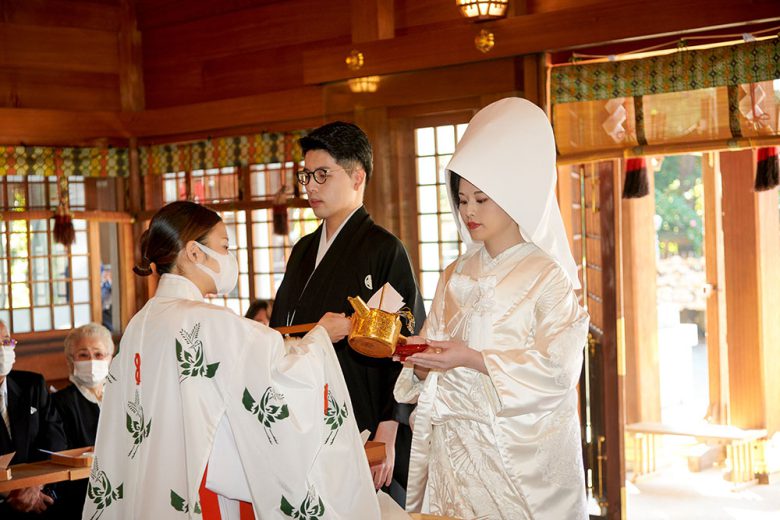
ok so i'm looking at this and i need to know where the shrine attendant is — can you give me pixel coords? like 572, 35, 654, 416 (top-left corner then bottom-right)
83, 201, 379, 520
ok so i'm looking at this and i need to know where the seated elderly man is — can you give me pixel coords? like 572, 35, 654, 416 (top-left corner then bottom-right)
51, 323, 113, 520
0, 320, 67, 519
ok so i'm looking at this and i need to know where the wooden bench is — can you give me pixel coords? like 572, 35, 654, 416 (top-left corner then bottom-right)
625, 422, 767, 484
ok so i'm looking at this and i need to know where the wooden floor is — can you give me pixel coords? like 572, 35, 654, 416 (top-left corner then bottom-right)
627, 462, 780, 519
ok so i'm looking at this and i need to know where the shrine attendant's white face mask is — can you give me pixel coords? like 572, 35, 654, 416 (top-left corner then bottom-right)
0, 346, 15, 376
195, 242, 239, 296
73, 360, 110, 388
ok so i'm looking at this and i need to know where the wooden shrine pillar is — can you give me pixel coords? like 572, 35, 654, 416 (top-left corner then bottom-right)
702, 153, 729, 424
621, 167, 661, 424
720, 149, 780, 433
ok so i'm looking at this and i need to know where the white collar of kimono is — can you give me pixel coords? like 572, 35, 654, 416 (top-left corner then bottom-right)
68, 376, 102, 406
445, 97, 581, 289
316, 205, 361, 268
155, 273, 206, 302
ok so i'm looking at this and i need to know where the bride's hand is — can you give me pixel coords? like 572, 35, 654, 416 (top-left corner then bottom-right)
407, 339, 485, 373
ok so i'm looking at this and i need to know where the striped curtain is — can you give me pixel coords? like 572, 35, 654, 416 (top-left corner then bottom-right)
0, 146, 129, 177
138, 131, 306, 175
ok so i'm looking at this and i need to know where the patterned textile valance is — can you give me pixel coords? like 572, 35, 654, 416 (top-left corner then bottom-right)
139, 131, 306, 176
551, 38, 780, 105
551, 37, 780, 160
0, 146, 129, 177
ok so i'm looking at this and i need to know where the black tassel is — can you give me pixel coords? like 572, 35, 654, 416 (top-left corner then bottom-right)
754, 147, 779, 192
622, 157, 649, 199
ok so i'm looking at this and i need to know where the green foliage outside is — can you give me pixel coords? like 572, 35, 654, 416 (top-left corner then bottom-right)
654, 155, 703, 258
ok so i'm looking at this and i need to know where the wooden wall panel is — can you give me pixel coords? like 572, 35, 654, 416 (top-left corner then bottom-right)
0, 0, 120, 31
141, 0, 349, 68
144, 40, 345, 107
0, 23, 118, 74
140, 0, 350, 106
136, 0, 279, 30
393, 0, 464, 34
324, 59, 519, 114
0, 69, 119, 110
0, 1, 121, 112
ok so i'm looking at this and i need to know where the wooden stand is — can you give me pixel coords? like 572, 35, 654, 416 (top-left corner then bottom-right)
0, 447, 93, 493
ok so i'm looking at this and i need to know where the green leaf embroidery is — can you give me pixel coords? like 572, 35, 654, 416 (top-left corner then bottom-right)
170, 490, 201, 514
243, 387, 289, 444
86, 458, 123, 520
324, 386, 348, 445
280, 487, 325, 520
170, 490, 187, 512
281, 495, 295, 516
177, 324, 219, 382
126, 390, 152, 458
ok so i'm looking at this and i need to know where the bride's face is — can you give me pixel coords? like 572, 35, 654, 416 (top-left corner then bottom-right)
457, 179, 516, 243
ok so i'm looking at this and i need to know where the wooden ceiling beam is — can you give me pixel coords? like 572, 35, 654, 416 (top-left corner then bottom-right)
0, 107, 129, 146
122, 86, 325, 138
0, 86, 326, 146
351, 0, 394, 43
303, 0, 780, 84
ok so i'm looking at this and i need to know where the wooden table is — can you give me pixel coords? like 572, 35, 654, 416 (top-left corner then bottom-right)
0, 461, 91, 493
625, 422, 767, 483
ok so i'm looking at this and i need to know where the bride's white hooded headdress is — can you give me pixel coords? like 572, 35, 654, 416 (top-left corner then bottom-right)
445, 97, 581, 289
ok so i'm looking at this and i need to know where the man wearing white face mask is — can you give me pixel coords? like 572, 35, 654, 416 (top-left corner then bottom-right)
0, 320, 68, 519
51, 322, 114, 519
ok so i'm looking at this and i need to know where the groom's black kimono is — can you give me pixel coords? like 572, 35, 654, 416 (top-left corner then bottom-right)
270, 205, 425, 500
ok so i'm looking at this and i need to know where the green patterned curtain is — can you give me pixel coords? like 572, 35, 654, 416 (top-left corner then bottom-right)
139, 131, 307, 176
551, 38, 780, 104
0, 146, 129, 177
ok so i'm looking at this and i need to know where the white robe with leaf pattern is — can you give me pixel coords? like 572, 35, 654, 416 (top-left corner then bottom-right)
82, 273, 380, 520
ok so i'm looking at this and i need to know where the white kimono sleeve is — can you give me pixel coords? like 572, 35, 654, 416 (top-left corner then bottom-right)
220, 323, 380, 519
482, 267, 589, 418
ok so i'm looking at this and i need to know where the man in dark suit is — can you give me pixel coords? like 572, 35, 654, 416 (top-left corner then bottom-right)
270, 122, 426, 506
0, 320, 67, 518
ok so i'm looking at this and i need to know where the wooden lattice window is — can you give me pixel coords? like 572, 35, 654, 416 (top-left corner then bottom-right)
0, 218, 91, 333
161, 167, 239, 204
249, 162, 317, 300
414, 124, 468, 310
0, 175, 85, 211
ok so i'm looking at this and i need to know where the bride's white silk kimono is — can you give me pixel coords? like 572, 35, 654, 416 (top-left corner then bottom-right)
82, 274, 380, 520
395, 243, 588, 520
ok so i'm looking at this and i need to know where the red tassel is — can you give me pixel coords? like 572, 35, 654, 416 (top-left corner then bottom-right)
53, 206, 76, 247
754, 147, 779, 191
622, 157, 650, 199
271, 185, 289, 236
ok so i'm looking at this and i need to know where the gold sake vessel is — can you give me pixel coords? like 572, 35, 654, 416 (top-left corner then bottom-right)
347, 295, 405, 358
